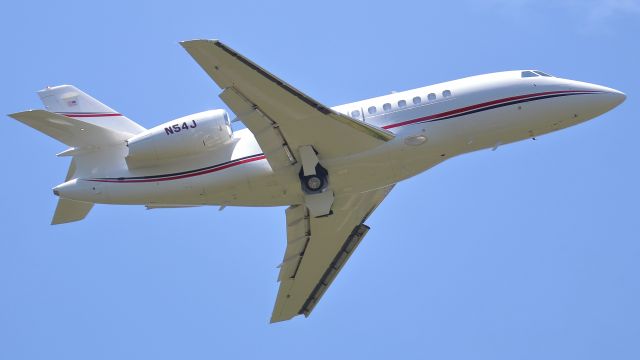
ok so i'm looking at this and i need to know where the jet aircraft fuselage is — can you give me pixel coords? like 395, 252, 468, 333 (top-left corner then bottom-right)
53, 70, 625, 208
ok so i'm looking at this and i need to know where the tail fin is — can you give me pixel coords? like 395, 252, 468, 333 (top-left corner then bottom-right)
37, 85, 145, 135
52, 159, 94, 225
8, 110, 112, 224
51, 198, 94, 225
8, 84, 144, 225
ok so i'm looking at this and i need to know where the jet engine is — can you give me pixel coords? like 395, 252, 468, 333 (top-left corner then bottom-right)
125, 109, 232, 169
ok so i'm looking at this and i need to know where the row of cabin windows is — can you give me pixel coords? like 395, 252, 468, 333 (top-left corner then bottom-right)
352, 89, 453, 118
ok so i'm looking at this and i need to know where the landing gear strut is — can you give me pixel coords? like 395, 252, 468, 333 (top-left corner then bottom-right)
298, 145, 333, 217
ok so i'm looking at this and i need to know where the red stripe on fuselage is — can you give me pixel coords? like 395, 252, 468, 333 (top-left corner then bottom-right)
59, 113, 123, 118
382, 90, 600, 130
88, 155, 267, 183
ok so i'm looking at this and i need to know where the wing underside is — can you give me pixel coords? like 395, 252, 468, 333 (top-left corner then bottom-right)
271, 185, 394, 323
181, 39, 394, 173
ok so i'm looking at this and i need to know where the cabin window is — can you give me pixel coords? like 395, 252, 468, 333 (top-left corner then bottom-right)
428, 93, 436, 101
351, 110, 361, 118
368, 106, 377, 114
443, 90, 452, 97
413, 96, 421, 105
398, 100, 407, 108
383, 103, 391, 111
521, 70, 538, 78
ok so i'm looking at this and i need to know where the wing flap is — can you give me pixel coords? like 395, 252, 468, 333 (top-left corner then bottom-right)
277, 205, 310, 281
220, 87, 297, 172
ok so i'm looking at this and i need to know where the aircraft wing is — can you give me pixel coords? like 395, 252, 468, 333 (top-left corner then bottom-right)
181, 40, 395, 172
271, 185, 394, 323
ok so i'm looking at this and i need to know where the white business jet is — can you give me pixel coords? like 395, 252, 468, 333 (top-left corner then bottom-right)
9, 40, 625, 323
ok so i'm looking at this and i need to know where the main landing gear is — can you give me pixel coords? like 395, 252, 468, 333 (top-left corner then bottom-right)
298, 145, 334, 217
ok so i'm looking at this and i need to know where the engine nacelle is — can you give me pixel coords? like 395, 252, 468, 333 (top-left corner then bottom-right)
126, 109, 232, 169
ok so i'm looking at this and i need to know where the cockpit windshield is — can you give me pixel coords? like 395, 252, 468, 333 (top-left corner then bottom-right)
534, 70, 553, 77
521, 70, 554, 78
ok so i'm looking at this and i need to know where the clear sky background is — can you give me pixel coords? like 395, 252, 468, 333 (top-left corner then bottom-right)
1, 1, 638, 359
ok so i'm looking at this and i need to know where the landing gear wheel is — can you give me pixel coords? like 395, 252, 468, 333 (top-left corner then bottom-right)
299, 163, 329, 194
306, 176, 323, 191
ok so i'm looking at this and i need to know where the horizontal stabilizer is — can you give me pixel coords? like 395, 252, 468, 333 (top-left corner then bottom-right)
52, 198, 94, 225
9, 110, 130, 148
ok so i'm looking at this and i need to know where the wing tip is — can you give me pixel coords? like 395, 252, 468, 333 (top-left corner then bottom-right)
7, 109, 38, 121
179, 39, 221, 48
269, 313, 300, 324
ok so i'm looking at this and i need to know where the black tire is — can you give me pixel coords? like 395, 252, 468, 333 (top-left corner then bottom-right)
305, 175, 324, 191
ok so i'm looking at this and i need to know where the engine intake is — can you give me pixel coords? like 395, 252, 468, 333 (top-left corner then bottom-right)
126, 109, 232, 169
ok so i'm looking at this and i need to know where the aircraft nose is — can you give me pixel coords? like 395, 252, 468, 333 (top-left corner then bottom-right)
559, 78, 626, 121
571, 82, 626, 117
608, 89, 626, 107
588, 84, 626, 110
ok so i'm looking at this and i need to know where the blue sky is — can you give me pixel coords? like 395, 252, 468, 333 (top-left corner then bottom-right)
1, 1, 639, 359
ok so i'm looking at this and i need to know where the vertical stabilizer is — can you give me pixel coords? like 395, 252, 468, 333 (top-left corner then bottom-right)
51, 198, 94, 225
37, 85, 146, 135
